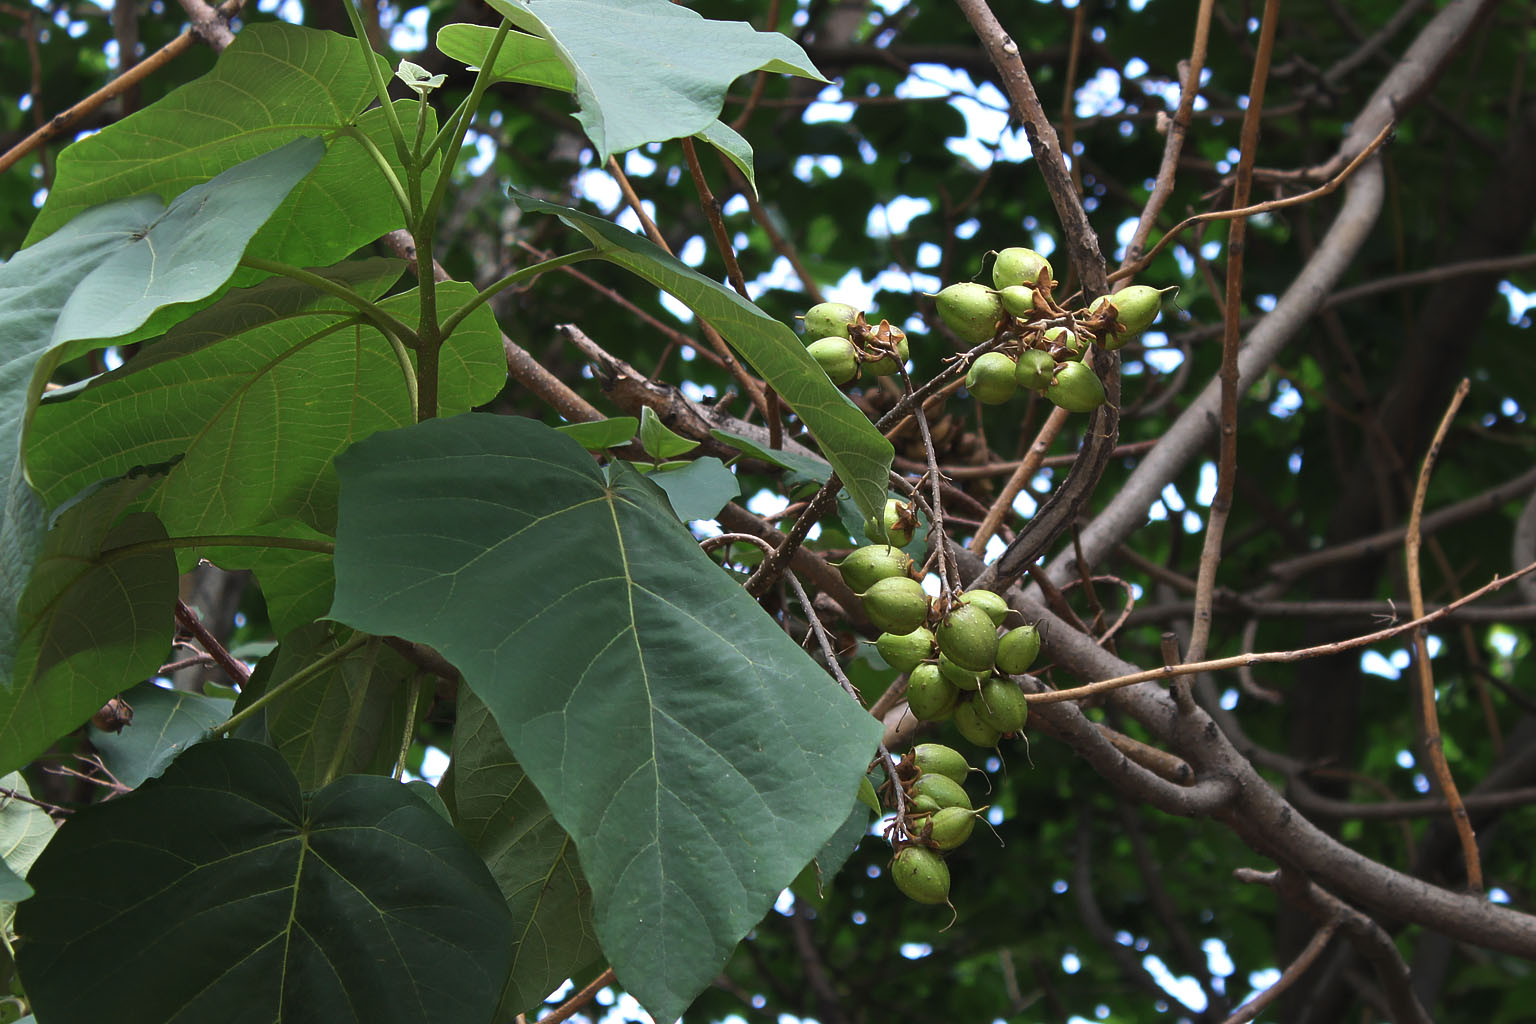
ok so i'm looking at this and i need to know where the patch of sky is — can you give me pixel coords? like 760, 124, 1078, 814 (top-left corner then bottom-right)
624, 149, 657, 177
401, 745, 448, 785
900, 943, 933, 960
1144, 956, 1206, 1012
1075, 67, 1124, 120
746, 489, 790, 519
747, 257, 804, 301
679, 236, 707, 268
1033, 232, 1058, 258
1144, 347, 1184, 373
690, 519, 723, 540
1220, 688, 1239, 710
681, 346, 696, 361
1200, 239, 1222, 260
867, 196, 932, 237
1488, 626, 1518, 657
257, 0, 303, 24
793, 154, 844, 182
1172, 245, 1195, 278
574, 168, 621, 213
895, 64, 1030, 169
386, 4, 429, 50
721, 195, 748, 217
463, 132, 496, 176
1396, 749, 1415, 769
921, 573, 941, 598
851, 910, 867, 924
773, 889, 795, 916
1255, 294, 1277, 311
31, 188, 46, 209
1148, 499, 1168, 522
805, 82, 855, 124
1497, 280, 1534, 325
659, 291, 694, 324
1269, 380, 1303, 418
1360, 648, 1406, 680
916, 242, 942, 268
1500, 397, 1526, 422
679, 380, 716, 402
1196, 461, 1217, 505
1288, 449, 1303, 473
1183, 509, 1203, 533
1012, 489, 1038, 518
956, 218, 981, 239
1490, 887, 1511, 904
983, 534, 1007, 564
1053, 878, 1069, 893
1414, 772, 1430, 793
104, 347, 124, 370
1160, 483, 1186, 512
987, 805, 1004, 825
1061, 951, 1082, 974
614, 200, 654, 235
1113, 217, 1139, 261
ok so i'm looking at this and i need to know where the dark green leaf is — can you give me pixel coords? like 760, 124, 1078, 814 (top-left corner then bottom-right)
87, 680, 234, 789
442, 689, 600, 1019
0, 482, 176, 775
16, 740, 513, 1024
510, 191, 894, 521
553, 416, 638, 450
647, 456, 739, 521
328, 415, 883, 1021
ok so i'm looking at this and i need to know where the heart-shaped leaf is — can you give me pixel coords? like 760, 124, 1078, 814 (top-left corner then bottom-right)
16, 740, 514, 1024
328, 414, 882, 1021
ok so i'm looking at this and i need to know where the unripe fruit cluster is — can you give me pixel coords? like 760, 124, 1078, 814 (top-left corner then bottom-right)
839, 542, 1041, 749
885, 743, 986, 907
927, 246, 1175, 414
799, 302, 910, 385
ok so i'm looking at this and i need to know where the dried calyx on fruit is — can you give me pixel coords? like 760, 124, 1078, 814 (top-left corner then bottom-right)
865, 498, 919, 546
860, 318, 911, 375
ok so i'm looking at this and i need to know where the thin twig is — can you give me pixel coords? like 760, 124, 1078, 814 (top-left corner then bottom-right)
1185, 0, 1279, 664
174, 599, 251, 685
968, 405, 1068, 555
1217, 919, 1338, 1024
1025, 561, 1536, 704
516, 967, 617, 1024
1404, 378, 1479, 889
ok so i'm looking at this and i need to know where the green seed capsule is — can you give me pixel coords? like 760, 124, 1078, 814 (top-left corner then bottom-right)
876, 627, 935, 672
807, 337, 859, 384
1015, 348, 1056, 390
906, 664, 958, 721
938, 652, 986, 691
934, 282, 1005, 344
958, 589, 1009, 626
892, 846, 950, 905
861, 577, 931, 634
1045, 361, 1107, 413
992, 247, 1054, 291
953, 697, 1003, 747
976, 677, 1029, 733
927, 806, 978, 850
965, 352, 1019, 405
836, 545, 913, 593
995, 624, 1041, 674
998, 284, 1036, 318
803, 301, 860, 340
911, 772, 972, 811
864, 498, 916, 546
862, 327, 911, 375
913, 743, 971, 785
936, 603, 999, 672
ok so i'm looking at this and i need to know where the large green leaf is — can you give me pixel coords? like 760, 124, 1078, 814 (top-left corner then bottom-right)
16, 739, 514, 1024
0, 482, 177, 776
510, 191, 894, 521
328, 414, 882, 1021
28, 259, 506, 538
0, 772, 52, 909
435, 21, 763, 193
648, 457, 740, 522
87, 679, 235, 789
232, 624, 419, 789
190, 519, 336, 636
485, 0, 822, 162
440, 689, 600, 1019
0, 140, 322, 684
25, 23, 433, 271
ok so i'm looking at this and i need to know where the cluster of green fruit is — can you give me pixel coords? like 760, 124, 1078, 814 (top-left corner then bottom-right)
886, 743, 985, 907
842, 500, 1042, 748
797, 301, 911, 384
933, 247, 1172, 412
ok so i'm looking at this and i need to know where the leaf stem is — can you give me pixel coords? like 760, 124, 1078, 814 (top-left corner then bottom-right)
332, 124, 415, 227
321, 636, 382, 786
213, 633, 371, 738
342, 0, 410, 169
99, 533, 335, 561
437, 249, 599, 338
392, 674, 423, 780
239, 256, 420, 347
